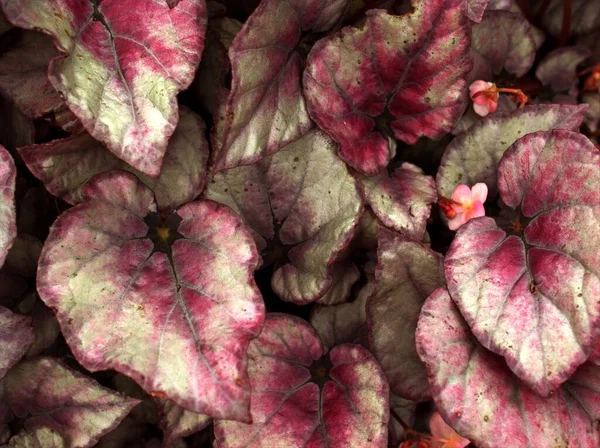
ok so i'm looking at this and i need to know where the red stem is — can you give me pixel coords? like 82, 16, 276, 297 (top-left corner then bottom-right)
558, 0, 571, 47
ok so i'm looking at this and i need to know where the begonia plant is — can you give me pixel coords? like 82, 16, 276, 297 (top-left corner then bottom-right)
0, 0, 599, 447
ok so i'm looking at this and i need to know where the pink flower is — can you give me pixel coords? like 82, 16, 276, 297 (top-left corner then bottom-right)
429, 412, 470, 448
445, 183, 488, 231
469, 80, 498, 117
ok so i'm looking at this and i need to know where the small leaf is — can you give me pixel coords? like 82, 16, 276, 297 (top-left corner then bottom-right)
357, 162, 436, 239
0, 146, 16, 268
20, 107, 209, 214
0, 306, 34, 379
37, 171, 265, 420
310, 278, 372, 351
304, 1, 472, 174
213, 0, 349, 171
445, 130, 600, 395
3, 357, 139, 448
470, 10, 537, 82
368, 227, 444, 401
156, 399, 211, 445
205, 130, 363, 304
214, 314, 390, 448
416, 288, 600, 448
437, 104, 587, 199
536, 46, 591, 92
0, 0, 207, 177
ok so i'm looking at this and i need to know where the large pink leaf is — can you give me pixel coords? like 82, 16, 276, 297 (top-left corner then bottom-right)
0, 0, 207, 177
213, 0, 349, 171
470, 10, 537, 82
213, 314, 389, 448
303, 1, 472, 175
19, 107, 209, 214
3, 357, 139, 448
367, 227, 444, 401
356, 162, 436, 239
204, 130, 363, 304
436, 104, 587, 199
0, 31, 62, 119
155, 399, 211, 444
536, 46, 591, 93
0, 306, 34, 379
0, 146, 16, 268
445, 130, 600, 396
416, 288, 600, 448
37, 170, 265, 420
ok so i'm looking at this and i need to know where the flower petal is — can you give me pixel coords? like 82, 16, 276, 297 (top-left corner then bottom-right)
451, 184, 472, 203
470, 183, 488, 203
473, 102, 490, 117
447, 213, 466, 231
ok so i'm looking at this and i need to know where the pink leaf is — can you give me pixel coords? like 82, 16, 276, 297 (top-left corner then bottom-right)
0, 0, 207, 177
214, 314, 390, 448
445, 130, 600, 395
0, 306, 34, 379
417, 288, 600, 448
3, 357, 139, 448
0, 146, 16, 268
213, 0, 349, 171
37, 171, 265, 420
304, 1, 472, 174
367, 227, 445, 401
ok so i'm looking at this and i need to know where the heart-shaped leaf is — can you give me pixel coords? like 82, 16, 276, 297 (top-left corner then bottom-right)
416, 288, 600, 448
204, 129, 363, 304
356, 162, 436, 239
310, 277, 372, 351
213, 314, 389, 448
445, 130, 600, 395
303, 1, 472, 174
536, 46, 591, 93
20, 107, 209, 214
213, 0, 349, 171
0, 146, 16, 268
155, 399, 211, 445
37, 170, 265, 420
368, 227, 444, 401
3, 357, 139, 448
0, 306, 34, 379
437, 104, 587, 199
470, 10, 537, 82
0, 31, 62, 119
0, 0, 207, 177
